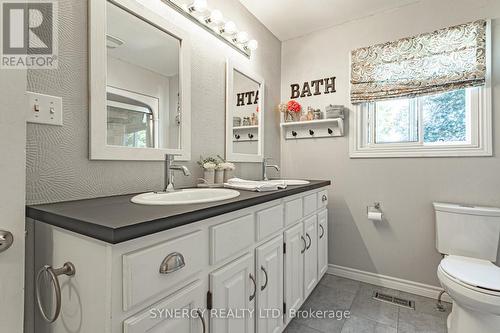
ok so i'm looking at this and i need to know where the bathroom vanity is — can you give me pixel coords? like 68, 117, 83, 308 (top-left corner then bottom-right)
27, 181, 330, 333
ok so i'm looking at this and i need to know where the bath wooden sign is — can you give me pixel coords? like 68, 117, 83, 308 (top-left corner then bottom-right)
290, 77, 336, 99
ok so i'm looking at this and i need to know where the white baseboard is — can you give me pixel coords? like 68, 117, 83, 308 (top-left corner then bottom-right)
327, 264, 453, 303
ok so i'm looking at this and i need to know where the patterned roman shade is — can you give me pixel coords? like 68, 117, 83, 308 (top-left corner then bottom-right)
350, 20, 487, 104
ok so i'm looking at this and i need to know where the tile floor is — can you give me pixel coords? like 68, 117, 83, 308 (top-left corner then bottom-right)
284, 275, 451, 333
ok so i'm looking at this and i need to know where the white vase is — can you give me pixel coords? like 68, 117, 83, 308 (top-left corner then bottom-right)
215, 170, 224, 184
204, 169, 215, 184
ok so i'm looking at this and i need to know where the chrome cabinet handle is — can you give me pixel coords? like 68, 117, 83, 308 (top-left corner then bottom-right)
319, 225, 325, 239
36, 262, 76, 323
196, 309, 206, 333
249, 273, 256, 301
322, 195, 327, 202
306, 233, 312, 250
261, 266, 268, 291
0, 230, 13, 253
301, 236, 307, 254
159, 252, 185, 274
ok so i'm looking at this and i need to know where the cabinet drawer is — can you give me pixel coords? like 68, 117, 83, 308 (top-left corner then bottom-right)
210, 214, 255, 264
318, 189, 328, 209
303, 193, 318, 216
285, 198, 303, 226
122, 230, 207, 311
256, 204, 284, 240
123, 280, 205, 333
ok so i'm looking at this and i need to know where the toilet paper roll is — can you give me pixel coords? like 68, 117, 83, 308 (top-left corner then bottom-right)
368, 211, 383, 221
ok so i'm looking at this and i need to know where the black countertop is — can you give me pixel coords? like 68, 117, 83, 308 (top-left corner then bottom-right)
26, 180, 331, 244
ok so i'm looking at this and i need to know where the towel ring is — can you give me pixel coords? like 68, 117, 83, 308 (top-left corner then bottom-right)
36, 262, 76, 323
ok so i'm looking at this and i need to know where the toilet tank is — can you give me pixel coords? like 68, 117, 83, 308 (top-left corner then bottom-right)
434, 202, 500, 261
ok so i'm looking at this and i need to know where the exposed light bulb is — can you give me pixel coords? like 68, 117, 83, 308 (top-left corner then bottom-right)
236, 31, 249, 44
189, 0, 207, 13
222, 21, 237, 34
246, 39, 258, 51
207, 9, 223, 25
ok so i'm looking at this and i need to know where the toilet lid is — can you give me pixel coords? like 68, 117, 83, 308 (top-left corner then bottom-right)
440, 255, 500, 292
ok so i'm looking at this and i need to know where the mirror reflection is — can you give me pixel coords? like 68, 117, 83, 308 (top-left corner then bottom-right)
231, 70, 261, 154
106, 1, 181, 149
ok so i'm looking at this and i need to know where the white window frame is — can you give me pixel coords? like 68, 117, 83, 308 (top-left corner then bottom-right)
349, 23, 492, 159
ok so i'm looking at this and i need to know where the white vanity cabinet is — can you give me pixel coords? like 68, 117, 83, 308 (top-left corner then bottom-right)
283, 206, 329, 324
283, 222, 305, 323
210, 253, 255, 333
317, 209, 329, 277
256, 235, 284, 333
32, 187, 329, 333
303, 215, 319, 298
123, 280, 207, 333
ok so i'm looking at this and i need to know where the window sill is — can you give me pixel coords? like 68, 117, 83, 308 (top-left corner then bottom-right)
349, 145, 492, 158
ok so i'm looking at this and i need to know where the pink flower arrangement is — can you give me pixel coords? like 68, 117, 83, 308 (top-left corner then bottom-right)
287, 100, 302, 113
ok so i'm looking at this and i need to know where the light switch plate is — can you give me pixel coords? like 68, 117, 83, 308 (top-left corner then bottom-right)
26, 91, 63, 126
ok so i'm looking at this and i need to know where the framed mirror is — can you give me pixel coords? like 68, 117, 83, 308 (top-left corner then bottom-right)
89, 0, 191, 160
225, 59, 265, 162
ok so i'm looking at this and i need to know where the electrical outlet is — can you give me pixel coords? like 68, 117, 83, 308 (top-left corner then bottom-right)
26, 91, 63, 126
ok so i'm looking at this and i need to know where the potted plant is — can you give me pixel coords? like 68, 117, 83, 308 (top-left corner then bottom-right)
198, 156, 218, 184
216, 155, 236, 183
280, 100, 302, 122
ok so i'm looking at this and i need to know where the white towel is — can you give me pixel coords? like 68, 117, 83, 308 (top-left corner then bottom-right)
224, 178, 287, 192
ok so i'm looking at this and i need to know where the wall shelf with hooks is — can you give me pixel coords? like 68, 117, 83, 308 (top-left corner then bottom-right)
280, 118, 344, 139
232, 125, 258, 142
233, 125, 259, 130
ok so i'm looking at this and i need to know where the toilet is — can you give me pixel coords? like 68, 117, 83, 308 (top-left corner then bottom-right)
434, 202, 500, 333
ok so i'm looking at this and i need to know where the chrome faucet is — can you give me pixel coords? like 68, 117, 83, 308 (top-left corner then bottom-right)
164, 154, 191, 192
262, 157, 280, 181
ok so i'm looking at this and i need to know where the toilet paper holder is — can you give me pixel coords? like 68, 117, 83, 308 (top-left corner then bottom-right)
367, 202, 383, 220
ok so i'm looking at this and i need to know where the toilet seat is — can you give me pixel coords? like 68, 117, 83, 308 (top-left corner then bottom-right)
440, 255, 500, 296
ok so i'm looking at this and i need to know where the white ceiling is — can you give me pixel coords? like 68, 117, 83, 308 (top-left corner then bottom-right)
239, 0, 418, 41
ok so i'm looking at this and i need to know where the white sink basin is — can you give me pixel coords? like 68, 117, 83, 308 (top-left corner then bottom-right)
131, 188, 241, 205
269, 179, 310, 186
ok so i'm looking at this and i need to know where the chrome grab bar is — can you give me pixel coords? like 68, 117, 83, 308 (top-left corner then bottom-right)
36, 262, 76, 323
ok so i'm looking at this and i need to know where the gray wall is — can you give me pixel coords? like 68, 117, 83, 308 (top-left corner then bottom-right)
281, 0, 500, 287
26, 0, 281, 205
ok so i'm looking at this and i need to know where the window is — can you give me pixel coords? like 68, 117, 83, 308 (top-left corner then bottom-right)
349, 20, 492, 158
352, 87, 491, 157
368, 88, 471, 146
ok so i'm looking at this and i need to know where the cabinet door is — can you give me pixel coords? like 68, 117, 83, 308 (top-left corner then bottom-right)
123, 280, 207, 333
256, 235, 284, 333
318, 210, 328, 279
303, 215, 318, 298
210, 253, 255, 333
283, 223, 304, 324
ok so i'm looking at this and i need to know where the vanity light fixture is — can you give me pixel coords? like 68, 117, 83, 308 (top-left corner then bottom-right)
221, 21, 237, 35
235, 31, 249, 44
187, 0, 207, 13
246, 39, 259, 51
205, 9, 223, 25
161, 0, 258, 58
